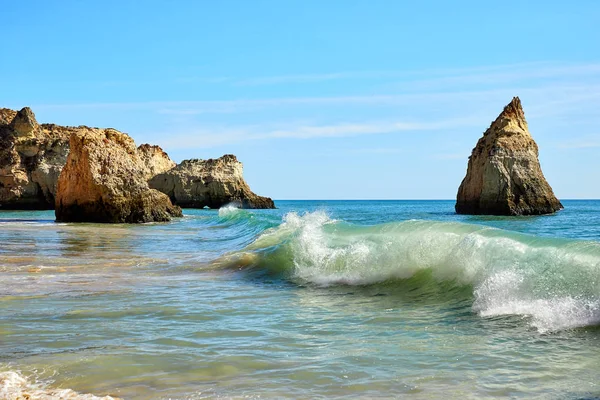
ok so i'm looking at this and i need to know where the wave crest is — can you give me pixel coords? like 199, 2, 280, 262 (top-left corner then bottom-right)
218, 204, 243, 217
235, 211, 600, 332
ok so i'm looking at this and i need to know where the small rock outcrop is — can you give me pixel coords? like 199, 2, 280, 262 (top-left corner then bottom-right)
456, 97, 563, 216
0, 108, 17, 125
0, 107, 70, 209
55, 128, 182, 223
137, 143, 176, 179
149, 155, 275, 209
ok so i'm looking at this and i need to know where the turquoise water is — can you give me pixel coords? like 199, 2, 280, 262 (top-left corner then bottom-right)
1, 200, 600, 399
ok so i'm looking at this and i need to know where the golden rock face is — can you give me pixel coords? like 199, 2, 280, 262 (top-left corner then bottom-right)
137, 143, 177, 180
149, 155, 275, 209
456, 97, 563, 216
0, 107, 70, 209
1, 106, 273, 214
55, 127, 182, 223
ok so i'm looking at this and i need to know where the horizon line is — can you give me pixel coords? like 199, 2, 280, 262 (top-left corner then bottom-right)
268, 198, 596, 201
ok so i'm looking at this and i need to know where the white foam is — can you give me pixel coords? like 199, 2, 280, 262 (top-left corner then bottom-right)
0, 370, 119, 400
218, 204, 241, 217
474, 270, 600, 333
250, 211, 600, 332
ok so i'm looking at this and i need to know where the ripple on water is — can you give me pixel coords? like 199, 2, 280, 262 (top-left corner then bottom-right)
1, 203, 600, 399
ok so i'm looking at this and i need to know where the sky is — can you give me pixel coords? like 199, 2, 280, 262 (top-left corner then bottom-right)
2, 0, 599, 199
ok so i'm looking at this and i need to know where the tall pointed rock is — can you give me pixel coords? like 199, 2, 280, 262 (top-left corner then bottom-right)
456, 97, 563, 215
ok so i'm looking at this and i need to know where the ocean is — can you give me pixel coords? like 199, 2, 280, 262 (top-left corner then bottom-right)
1, 200, 599, 399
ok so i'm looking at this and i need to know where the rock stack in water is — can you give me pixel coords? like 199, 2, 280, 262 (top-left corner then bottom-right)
149, 155, 275, 209
1, 106, 275, 218
55, 128, 182, 223
456, 97, 562, 215
0, 107, 70, 209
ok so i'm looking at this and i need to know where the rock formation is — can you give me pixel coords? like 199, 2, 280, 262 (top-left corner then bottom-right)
1, 106, 274, 214
149, 155, 275, 209
456, 97, 563, 216
137, 143, 176, 179
55, 128, 182, 223
0, 107, 70, 209
0, 108, 17, 125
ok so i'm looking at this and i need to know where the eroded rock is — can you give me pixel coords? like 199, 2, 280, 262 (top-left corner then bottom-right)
1, 107, 273, 214
0, 107, 70, 209
55, 128, 182, 223
137, 143, 176, 179
456, 97, 563, 215
149, 155, 275, 209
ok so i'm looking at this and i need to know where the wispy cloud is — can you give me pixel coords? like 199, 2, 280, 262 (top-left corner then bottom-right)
347, 147, 406, 155
235, 72, 364, 86
556, 137, 600, 149
159, 117, 480, 149
214, 62, 600, 87
388, 63, 600, 91
31, 83, 600, 116
15, 62, 600, 94
24, 61, 600, 153
209, 62, 594, 87
431, 152, 469, 160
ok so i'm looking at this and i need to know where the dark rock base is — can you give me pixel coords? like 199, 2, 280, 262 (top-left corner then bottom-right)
455, 199, 563, 216
56, 192, 182, 223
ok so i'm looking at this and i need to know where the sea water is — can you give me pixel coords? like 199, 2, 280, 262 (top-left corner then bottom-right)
1, 200, 599, 399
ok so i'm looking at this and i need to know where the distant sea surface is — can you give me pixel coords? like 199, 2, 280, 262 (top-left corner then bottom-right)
1, 200, 600, 399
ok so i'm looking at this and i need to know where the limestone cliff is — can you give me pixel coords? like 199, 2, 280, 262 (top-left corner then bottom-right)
55, 128, 182, 223
149, 155, 275, 209
0, 107, 70, 209
0, 108, 17, 125
1, 107, 273, 213
137, 143, 176, 179
456, 97, 563, 216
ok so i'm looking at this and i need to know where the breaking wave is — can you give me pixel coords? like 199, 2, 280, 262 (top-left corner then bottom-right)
219, 211, 600, 333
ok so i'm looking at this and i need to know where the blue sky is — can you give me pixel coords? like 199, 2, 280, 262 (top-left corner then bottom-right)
2, 0, 599, 199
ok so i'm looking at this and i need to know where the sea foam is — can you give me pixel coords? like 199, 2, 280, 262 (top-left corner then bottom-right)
0, 371, 118, 400
242, 211, 600, 332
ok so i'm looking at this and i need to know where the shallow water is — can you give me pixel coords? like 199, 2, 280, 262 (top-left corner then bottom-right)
1, 200, 600, 399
